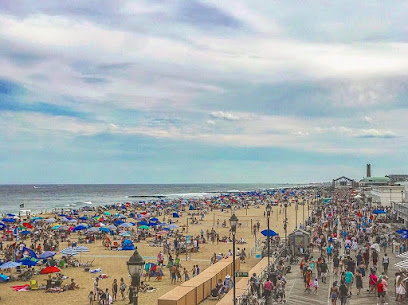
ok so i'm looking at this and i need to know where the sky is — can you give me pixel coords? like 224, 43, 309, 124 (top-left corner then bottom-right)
1, 0, 408, 184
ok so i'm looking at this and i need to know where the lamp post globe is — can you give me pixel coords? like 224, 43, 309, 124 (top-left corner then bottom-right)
127, 249, 145, 305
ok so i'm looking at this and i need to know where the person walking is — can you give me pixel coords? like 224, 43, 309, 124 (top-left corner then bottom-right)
355, 269, 363, 295
339, 281, 348, 305
119, 278, 127, 300
382, 253, 389, 274
111, 279, 118, 302
330, 282, 339, 305
396, 273, 406, 303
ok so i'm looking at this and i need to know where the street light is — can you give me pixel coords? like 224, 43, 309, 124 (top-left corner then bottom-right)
127, 248, 145, 305
266, 204, 272, 271
295, 200, 298, 230
283, 202, 288, 256
302, 197, 305, 227
230, 213, 238, 305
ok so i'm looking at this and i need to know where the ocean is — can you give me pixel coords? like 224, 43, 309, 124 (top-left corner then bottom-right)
0, 183, 298, 214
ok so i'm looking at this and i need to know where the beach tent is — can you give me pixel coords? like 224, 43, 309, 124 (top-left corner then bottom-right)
0, 274, 9, 282
121, 239, 135, 251
172, 212, 179, 218
22, 247, 37, 259
18, 257, 38, 267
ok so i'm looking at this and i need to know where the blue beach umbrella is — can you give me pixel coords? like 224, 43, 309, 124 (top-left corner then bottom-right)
73, 224, 87, 232
373, 209, 386, 215
38, 252, 56, 259
396, 229, 407, 234
0, 274, 9, 282
0, 261, 21, 269
0, 223, 5, 230
6, 213, 15, 217
2, 218, 16, 223
60, 248, 79, 256
118, 223, 133, 228
99, 227, 110, 233
261, 229, 278, 237
20, 231, 31, 235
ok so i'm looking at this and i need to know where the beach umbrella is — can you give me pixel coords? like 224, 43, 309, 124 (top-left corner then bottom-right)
114, 220, 124, 226
22, 223, 33, 229
19, 257, 38, 266
7, 213, 15, 217
69, 219, 77, 223
40, 266, 60, 274
52, 225, 60, 230
261, 229, 278, 237
167, 224, 178, 229
118, 223, 133, 228
45, 218, 56, 223
107, 224, 116, 230
0, 223, 5, 230
371, 243, 381, 252
38, 251, 56, 259
150, 217, 159, 222
73, 224, 87, 232
99, 227, 110, 233
58, 225, 69, 231
138, 225, 149, 230
120, 232, 131, 237
0, 274, 9, 282
0, 261, 21, 269
138, 221, 149, 226
396, 229, 408, 234
60, 248, 79, 256
104, 211, 111, 216
87, 227, 99, 233
78, 216, 88, 220
156, 230, 169, 236
2, 218, 16, 223
373, 209, 386, 215
20, 230, 31, 235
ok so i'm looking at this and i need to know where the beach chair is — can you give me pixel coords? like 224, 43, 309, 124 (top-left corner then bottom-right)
30, 279, 39, 290
111, 242, 119, 250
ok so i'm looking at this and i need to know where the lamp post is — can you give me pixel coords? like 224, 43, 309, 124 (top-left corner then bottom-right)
302, 197, 305, 227
283, 202, 288, 256
295, 200, 298, 230
127, 249, 145, 305
390, 188, 392, 206
402, 190, 404, 203
230, 214, 238, 305
266, 204, 272, 271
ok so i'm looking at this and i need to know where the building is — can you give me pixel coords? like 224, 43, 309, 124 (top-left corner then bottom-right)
332, 176, 356, 189
359, 176, 391, 187
370, 185, 405, 207
386, 174, 408, 183
394, 202, 408, 224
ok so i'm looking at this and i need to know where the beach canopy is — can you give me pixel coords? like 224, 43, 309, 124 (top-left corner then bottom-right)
40, 266, 60, 274
261, 229, 278, 237
0, 261, 21, 269
38, 251, 56, 259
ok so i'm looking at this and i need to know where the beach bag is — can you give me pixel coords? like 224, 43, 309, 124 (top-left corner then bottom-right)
120, 283, 127, 291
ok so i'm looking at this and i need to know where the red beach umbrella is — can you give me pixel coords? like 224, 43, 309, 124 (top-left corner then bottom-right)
23, 223, 33, 229
40, 266, 60, 274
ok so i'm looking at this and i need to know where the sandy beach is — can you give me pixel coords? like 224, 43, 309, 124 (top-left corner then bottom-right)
0, 199, 303, 305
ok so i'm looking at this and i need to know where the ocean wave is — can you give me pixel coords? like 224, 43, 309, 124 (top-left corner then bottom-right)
128, 195, 167, 198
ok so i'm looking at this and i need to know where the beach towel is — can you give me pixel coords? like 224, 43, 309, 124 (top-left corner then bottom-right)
89, 268, 102, 273
11, 284, 30, 291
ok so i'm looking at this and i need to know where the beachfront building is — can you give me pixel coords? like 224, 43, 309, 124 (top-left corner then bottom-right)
359, 176, 391, 187
370, 185, 405, 207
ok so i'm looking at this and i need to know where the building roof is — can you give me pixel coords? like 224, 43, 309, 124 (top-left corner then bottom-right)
361, 177, 391, 183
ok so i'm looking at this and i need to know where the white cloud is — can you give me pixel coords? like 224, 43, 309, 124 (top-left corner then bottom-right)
210, 111, 241, 121
355, 129, 397, 138
206, 120, 216, 125
364, 116, 373, 123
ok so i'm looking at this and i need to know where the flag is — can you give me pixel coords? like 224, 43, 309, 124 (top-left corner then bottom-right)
20, 204, 24, 208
